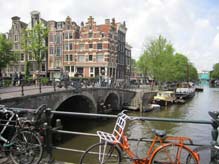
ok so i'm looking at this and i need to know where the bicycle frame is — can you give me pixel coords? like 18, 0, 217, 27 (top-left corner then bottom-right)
0, 110, 17, 144
117, 128, 199, 163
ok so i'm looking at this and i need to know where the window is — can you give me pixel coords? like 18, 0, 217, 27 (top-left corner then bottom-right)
90, 67, 93, 73
88, 32, 93, 38
14, 43, 19, 49
49, 34, 54, 42
20, 54, 24, 61
65, 66, 70, 72
69, 43, 73, 50
56, 47, 62, 56
29, 53, 33, 60
14, 35, 18, 41
78, 55, 85, 62
42, 63, 46, 71
64, 43, 73, 50
69, 54, 73, 61
50, 47, 54, 54
79, 44, 84, 50
97, 43, 102, 49
65, 55, 68, 61
64, 32, 73, 39
71, 66, 74, 72
96, 54, 104, 62
89, 44, 93, 49
89, 55, 93, 61
57, 22, 63, 29
56, 33, 62, 44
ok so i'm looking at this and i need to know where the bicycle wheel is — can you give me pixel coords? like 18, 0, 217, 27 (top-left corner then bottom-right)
188, 145, 216, 164
9, 130, 43, 164
150, 143, 198, 164
80, 142, 122, 164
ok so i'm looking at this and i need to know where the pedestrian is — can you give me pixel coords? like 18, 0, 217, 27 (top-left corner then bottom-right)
17, 72, 21, 86
32, 72, 37, 86
11, 71, 17, 86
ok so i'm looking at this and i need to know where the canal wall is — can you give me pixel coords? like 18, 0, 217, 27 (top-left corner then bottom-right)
131, 91, 157, 112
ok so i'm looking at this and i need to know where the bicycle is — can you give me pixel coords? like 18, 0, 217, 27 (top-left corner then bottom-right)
0, 105, 44, 164
80, 110, 200, 164
188, 111, 219, 164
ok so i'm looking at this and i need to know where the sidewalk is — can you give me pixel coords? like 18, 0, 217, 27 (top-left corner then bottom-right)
0, 85, 66, 100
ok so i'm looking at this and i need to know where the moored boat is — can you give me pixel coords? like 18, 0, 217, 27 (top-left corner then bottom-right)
175, 82, 195, 99
143, 104, 161, 112
153, 91, 176, 106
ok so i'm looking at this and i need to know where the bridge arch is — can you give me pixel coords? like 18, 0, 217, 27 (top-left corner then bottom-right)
56, 94, 96, 113
103, 91, 120, 111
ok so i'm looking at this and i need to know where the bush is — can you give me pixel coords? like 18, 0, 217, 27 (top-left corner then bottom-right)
4, 79, 11, 87
41, 77, 49, 85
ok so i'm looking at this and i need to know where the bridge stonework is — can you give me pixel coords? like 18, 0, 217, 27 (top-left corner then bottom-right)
0, 88, 137, 113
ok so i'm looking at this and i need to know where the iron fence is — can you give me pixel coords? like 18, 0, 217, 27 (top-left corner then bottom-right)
41, 109, 217, 163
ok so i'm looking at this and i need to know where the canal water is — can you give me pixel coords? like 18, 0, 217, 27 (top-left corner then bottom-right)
54, 85, 219, 163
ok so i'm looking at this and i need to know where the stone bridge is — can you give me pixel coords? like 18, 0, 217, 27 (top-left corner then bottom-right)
0, 88, 138, 113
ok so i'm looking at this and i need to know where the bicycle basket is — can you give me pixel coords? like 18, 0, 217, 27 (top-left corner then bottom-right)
97, 113, 129, 144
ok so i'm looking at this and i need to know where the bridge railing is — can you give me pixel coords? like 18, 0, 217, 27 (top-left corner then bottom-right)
40, 109, 217, 163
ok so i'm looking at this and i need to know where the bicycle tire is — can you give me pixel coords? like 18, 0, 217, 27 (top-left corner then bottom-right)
80, 142, 122, 164
9, 130, 43, 164
150, 143, 199, 164
189, 145, 218, 164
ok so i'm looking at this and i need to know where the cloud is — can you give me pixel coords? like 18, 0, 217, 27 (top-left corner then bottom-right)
0, 0, 219, 71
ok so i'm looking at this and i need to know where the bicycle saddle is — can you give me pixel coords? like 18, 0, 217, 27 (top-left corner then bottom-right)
152, 129, 166, 138
208, 111, 219, 120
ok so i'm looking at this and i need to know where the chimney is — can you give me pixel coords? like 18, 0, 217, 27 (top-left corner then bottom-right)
105, 19, 110, 25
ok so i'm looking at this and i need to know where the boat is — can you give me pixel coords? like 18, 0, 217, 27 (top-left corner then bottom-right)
122, 104, 139, 111
143, 104, 161, 112
153, 91, 176, 106
175, 82, 195, 99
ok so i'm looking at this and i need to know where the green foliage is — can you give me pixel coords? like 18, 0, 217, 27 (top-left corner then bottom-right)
3, 79, 11, 87
211, 63, 219, 79
40, 77, 49, 85
137, 35, 198, 83
0, 34, 16, 71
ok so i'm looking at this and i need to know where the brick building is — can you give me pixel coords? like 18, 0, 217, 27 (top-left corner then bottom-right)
48, 16, 131, 80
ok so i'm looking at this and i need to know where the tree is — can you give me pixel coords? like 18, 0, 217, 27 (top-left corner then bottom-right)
211, 63, 219, 79
21, 29, 30, 80
24, 22, 48, 72
137, 35, 198, 83
0, 34, 16, 77
138, 35, 175, 83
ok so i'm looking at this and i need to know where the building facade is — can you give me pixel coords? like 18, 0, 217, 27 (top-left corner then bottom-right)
48, 16, 129, 80
6, 11, 47, 76
5, 11, 131, 81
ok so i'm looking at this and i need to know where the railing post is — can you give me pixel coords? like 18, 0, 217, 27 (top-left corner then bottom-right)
44, 108, 54, 163
53, 78, 56, 92
210, 120, 219, 163
21, 80, 24, 96
39, 78, 42, 93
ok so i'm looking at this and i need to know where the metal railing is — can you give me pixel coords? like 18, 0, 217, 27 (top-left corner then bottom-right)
0, 78, 137, 99
39, 109, 217, 163
1, 107, 218, 163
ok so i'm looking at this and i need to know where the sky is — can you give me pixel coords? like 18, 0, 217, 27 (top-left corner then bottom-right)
0, 0, 219, 72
